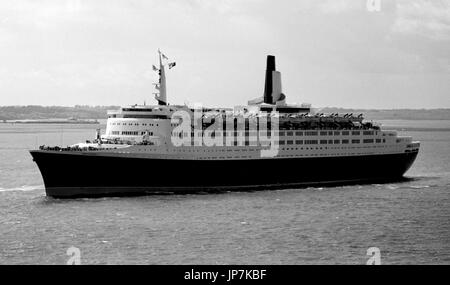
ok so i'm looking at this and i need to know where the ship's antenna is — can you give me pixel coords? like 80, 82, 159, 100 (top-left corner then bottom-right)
152, 49, 176, 106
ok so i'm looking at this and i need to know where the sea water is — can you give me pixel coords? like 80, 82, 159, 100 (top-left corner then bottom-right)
0, 120, 449, 264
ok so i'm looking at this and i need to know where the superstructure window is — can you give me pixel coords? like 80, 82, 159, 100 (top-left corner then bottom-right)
342, 139, 349, 144
363, 131, 374, 135
363, 139, 374, 143
320, 131, 327, 136
352, 131, 360, 135
305, 140, 318, 145
334, 131, 340, 135
320, 140, 327, 144
342, 131, 349, 135
295, 131, 303, 136
351, 139, 360, 144
287, 140, 293, 145
305, 131, 318, 136
295, 140, 303, 145
122, 131, 139, 136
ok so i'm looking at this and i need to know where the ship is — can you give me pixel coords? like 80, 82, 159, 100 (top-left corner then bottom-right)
30, 51, 420, 198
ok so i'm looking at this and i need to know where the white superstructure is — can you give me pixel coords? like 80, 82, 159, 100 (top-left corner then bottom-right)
65, 52, 420, 160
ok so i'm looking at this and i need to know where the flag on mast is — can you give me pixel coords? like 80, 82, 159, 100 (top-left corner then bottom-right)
162, 53, 168, 60
168, 62, 176, 69
152, 65, 159, 71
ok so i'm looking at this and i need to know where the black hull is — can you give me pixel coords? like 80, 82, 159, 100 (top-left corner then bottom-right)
30, 150, 418, 198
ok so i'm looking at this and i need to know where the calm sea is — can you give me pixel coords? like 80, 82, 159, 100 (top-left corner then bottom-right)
0, 120, 449, 264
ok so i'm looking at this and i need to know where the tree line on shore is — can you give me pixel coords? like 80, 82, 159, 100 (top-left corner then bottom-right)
0, 105, 449, 121
0, 105, 119, 121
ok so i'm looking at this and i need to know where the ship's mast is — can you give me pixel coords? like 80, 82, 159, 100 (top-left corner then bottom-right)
155, 50, 167, 105
153, 49, 176, 106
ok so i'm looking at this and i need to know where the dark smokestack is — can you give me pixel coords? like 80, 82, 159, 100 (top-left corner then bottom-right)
263, 55, 276, 104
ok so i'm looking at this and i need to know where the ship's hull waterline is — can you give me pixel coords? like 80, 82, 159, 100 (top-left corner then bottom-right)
30, 150, 418, 198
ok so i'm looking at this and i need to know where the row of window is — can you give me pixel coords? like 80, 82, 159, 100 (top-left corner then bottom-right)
279, 138, 384, 145
171, 130, 379, 137
122, 131, 140, 136
169, 138, 386, 147
283, 130, 375, 136
135, 145, 392, 155
118, 131, 154, 136
110, 122, 158, 127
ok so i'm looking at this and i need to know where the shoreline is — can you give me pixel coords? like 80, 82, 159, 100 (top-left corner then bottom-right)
1, 119, 99, 124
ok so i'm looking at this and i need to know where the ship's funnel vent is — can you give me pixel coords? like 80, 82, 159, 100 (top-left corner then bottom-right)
263, 55, 276, 104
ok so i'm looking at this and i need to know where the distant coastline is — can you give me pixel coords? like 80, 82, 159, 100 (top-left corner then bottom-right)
2, 118, 99, 124
1, 105, 450, 121
0, 105, 117, 122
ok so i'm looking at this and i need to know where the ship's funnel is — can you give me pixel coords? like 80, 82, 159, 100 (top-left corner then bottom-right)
263, 55, 276, 104
263, 55, 284, 105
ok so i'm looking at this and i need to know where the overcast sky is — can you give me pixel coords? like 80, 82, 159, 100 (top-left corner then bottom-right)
0, 0, 449, 108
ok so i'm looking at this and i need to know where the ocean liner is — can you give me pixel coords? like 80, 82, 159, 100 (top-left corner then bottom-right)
30, 51, 420, 198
